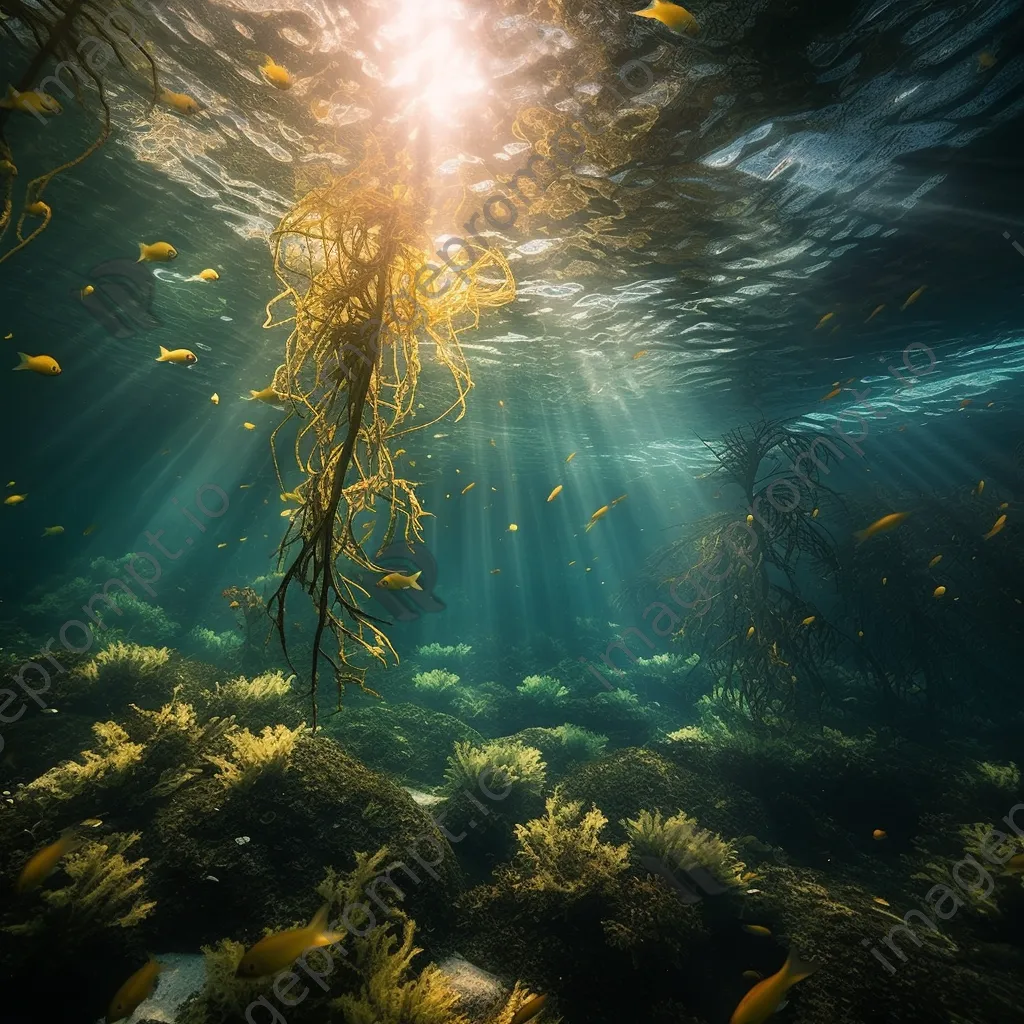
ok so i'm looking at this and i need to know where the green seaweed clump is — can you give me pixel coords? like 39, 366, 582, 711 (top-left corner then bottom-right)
442, 740, 546, 798
622, 809, 747, 888
416, 643, 473, 659
177, 939, 272, 1024
201, 670, 301, 729
517, 674, 569, 706
205, 723, 306, 789
508, 791, 628, 895
334, 919, 469, 1024
551, 724, 607, 763
414, 668, 462, 692
6, 832, 155, 937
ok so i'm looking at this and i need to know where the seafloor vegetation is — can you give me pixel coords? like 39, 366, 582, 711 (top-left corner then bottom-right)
2, 630, 1023, 1023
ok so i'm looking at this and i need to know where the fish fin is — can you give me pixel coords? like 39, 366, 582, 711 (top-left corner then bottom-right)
408, 570, 423, 591
137, 243, 148, 262
308, 903, 332, 933
852, 529, 867, 544
156, 345, 170, 362
782, 946, 819, 986
13, 352, 30, 370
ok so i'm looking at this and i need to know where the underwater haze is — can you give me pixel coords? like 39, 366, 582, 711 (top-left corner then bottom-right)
2, 0, 1024, 1022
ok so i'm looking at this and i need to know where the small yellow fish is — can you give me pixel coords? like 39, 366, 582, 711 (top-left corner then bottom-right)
746, 626, 755, 639
5, 481, 13, 487
873, 897, 890, 907
960, 399, 973, 410
83, 523, 97, 535
17, 819, 101, 892
585, 505, 610, 532
239, 483, 252, 489
210, 393, 220, 405
928, 555, 942, 568
853, 511, 909, 544
820, 387, 841, 401
107, 958, 163, 1023
490, 568, 501, 574
983, 514, 1007, 540
865, 304, 885, 323
800, 615, 815, 626
261, 58, 294, 90
217, 542, 227, 549
159, 87, 200, 114
237, 905, 343, 978
999, 502, 1009, 510
490, 439, 497, 447
510, 993, 549, 1024
611, 493, 628, 506
243, 422, 256, 431
568, 560, 576, 566
198, 268, 219, 281
239, 536, 248, 543
0, 85, 62, 117
408, 460, 416, 467
974, 479, 985, 496
633, 349, 650, 359
873, 829, 887, 840
137, 241, 177, 263
815, 312, 835, 330
498, 399, 505, 408
247, 385, 284, 406
395, 449, 406, 457
743, 925, 772, 937
547, 485, 563, 502
1004, 852, 1024, 875
901, 285, 927, 311
13, 351, 61, 375
229, 600, 240, 608
81, 284, 94, 299
729, 947, 818, 1024
41, 525, 64, 537
746, 514, 754, 525
461, 482, 476, 495
811, 507, 819, 518
631, 0, 699, 36
377, 570, 422, 591
882, 577, 887, 585
933, 586, 946, 598
508, 523, 518, 532
155, 345, 196, 365
26, 201, 50, 217
5, 493, 26, 505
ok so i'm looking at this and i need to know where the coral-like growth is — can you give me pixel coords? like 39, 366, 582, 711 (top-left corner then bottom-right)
550, 724, 607, 762
633, 652, 700, 681
443, 740, 546, 798
333, 919, 470, 1024
416, 643, 473, 659
510, 791, 628, 894
176, 939, 272, 1024
592, 688, 642, 713
202, 670, 300, 728
413, 668, 461, 692
78, 641, 171, 683
318, 847, 399, 928
21, 721, 145, 802
6, 832, 155, 936
185, 625, 244, 663
622, 809, 746, 888
517, 675, 569, 706
205, 723, 306, 789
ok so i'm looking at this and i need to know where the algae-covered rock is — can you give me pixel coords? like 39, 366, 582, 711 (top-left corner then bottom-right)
145, 734, 462, 949
325, 702, 485, 786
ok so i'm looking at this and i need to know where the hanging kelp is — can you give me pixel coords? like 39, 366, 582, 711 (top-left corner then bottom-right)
266, 142, 515, 726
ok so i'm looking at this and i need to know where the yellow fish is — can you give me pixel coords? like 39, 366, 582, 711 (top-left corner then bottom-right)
490, 439, 497, 447
811, 508, 819, 518
631, 0, 699, 36
746, 626, 755, 639
633, 349, 650, 359
999, 502, 1009, 510
490, 568, 501, 575
158, 87, 200, 114
83, 523, 97, 535
865, 304, 885, 323
933, 586, 946, 598
13, 351, 61, 375
198, 268, 219, 281
5, 493, 26, 505
979, 51, 997, 70
243, 422, 256, 430
217, 542, 227, 549
395, 449, 406, 457
743, 925, 771, 937
565, 452, 576, 463
81, 285, 94, 299
974, 479, 984, 496
5, 481, 13, 487
901, 285, 927, 311
820, 387, 841, 402
815, 312, 835, 330
611, 493, 628, 506
236, 905, 343, 978
155, 345, 196, 365
510, 993, 549, 1024
246, 385, 284, 406
41, 525, 64, 537
983, 514, 1006, 540
107, 958, 162, 1023
729, 947, 818, 1024
800, 616, 815, 626
547, 485, 563, 502
261, 57, 294, 90
585, 505, 610, 532
0, 85, 61, 116
26, 201, 50, 217
17, 819, 101, 892
377, 570, 422, 591
928, 555, 942, 568
746, 514, 754, 524
210, 393, 220, 405
239, 483, 252, 489
137, 241, 177, 262
461, 482, 476, 495
853, 511, 909, 544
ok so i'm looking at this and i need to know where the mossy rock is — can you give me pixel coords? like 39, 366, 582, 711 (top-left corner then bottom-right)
325, 702, 484, 786
143, 735, 462, 951
560, 747, 768, 846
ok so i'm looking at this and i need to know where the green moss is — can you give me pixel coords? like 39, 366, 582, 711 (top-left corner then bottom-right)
517, 675, 569, 706
442, 740, 546, 799
414, 668, 461, 692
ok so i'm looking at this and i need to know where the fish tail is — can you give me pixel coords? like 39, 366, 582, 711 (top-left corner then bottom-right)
852, 529, 867, 545
13, 352, 30, 370
308, 903, 344, 945
137, 243, 147, 262
156, 345, 170, 362
409, 570, 423, 591
782, 946, 819, 986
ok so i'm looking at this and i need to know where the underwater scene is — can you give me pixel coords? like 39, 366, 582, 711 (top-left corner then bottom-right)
3, 0, 1024, 1021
